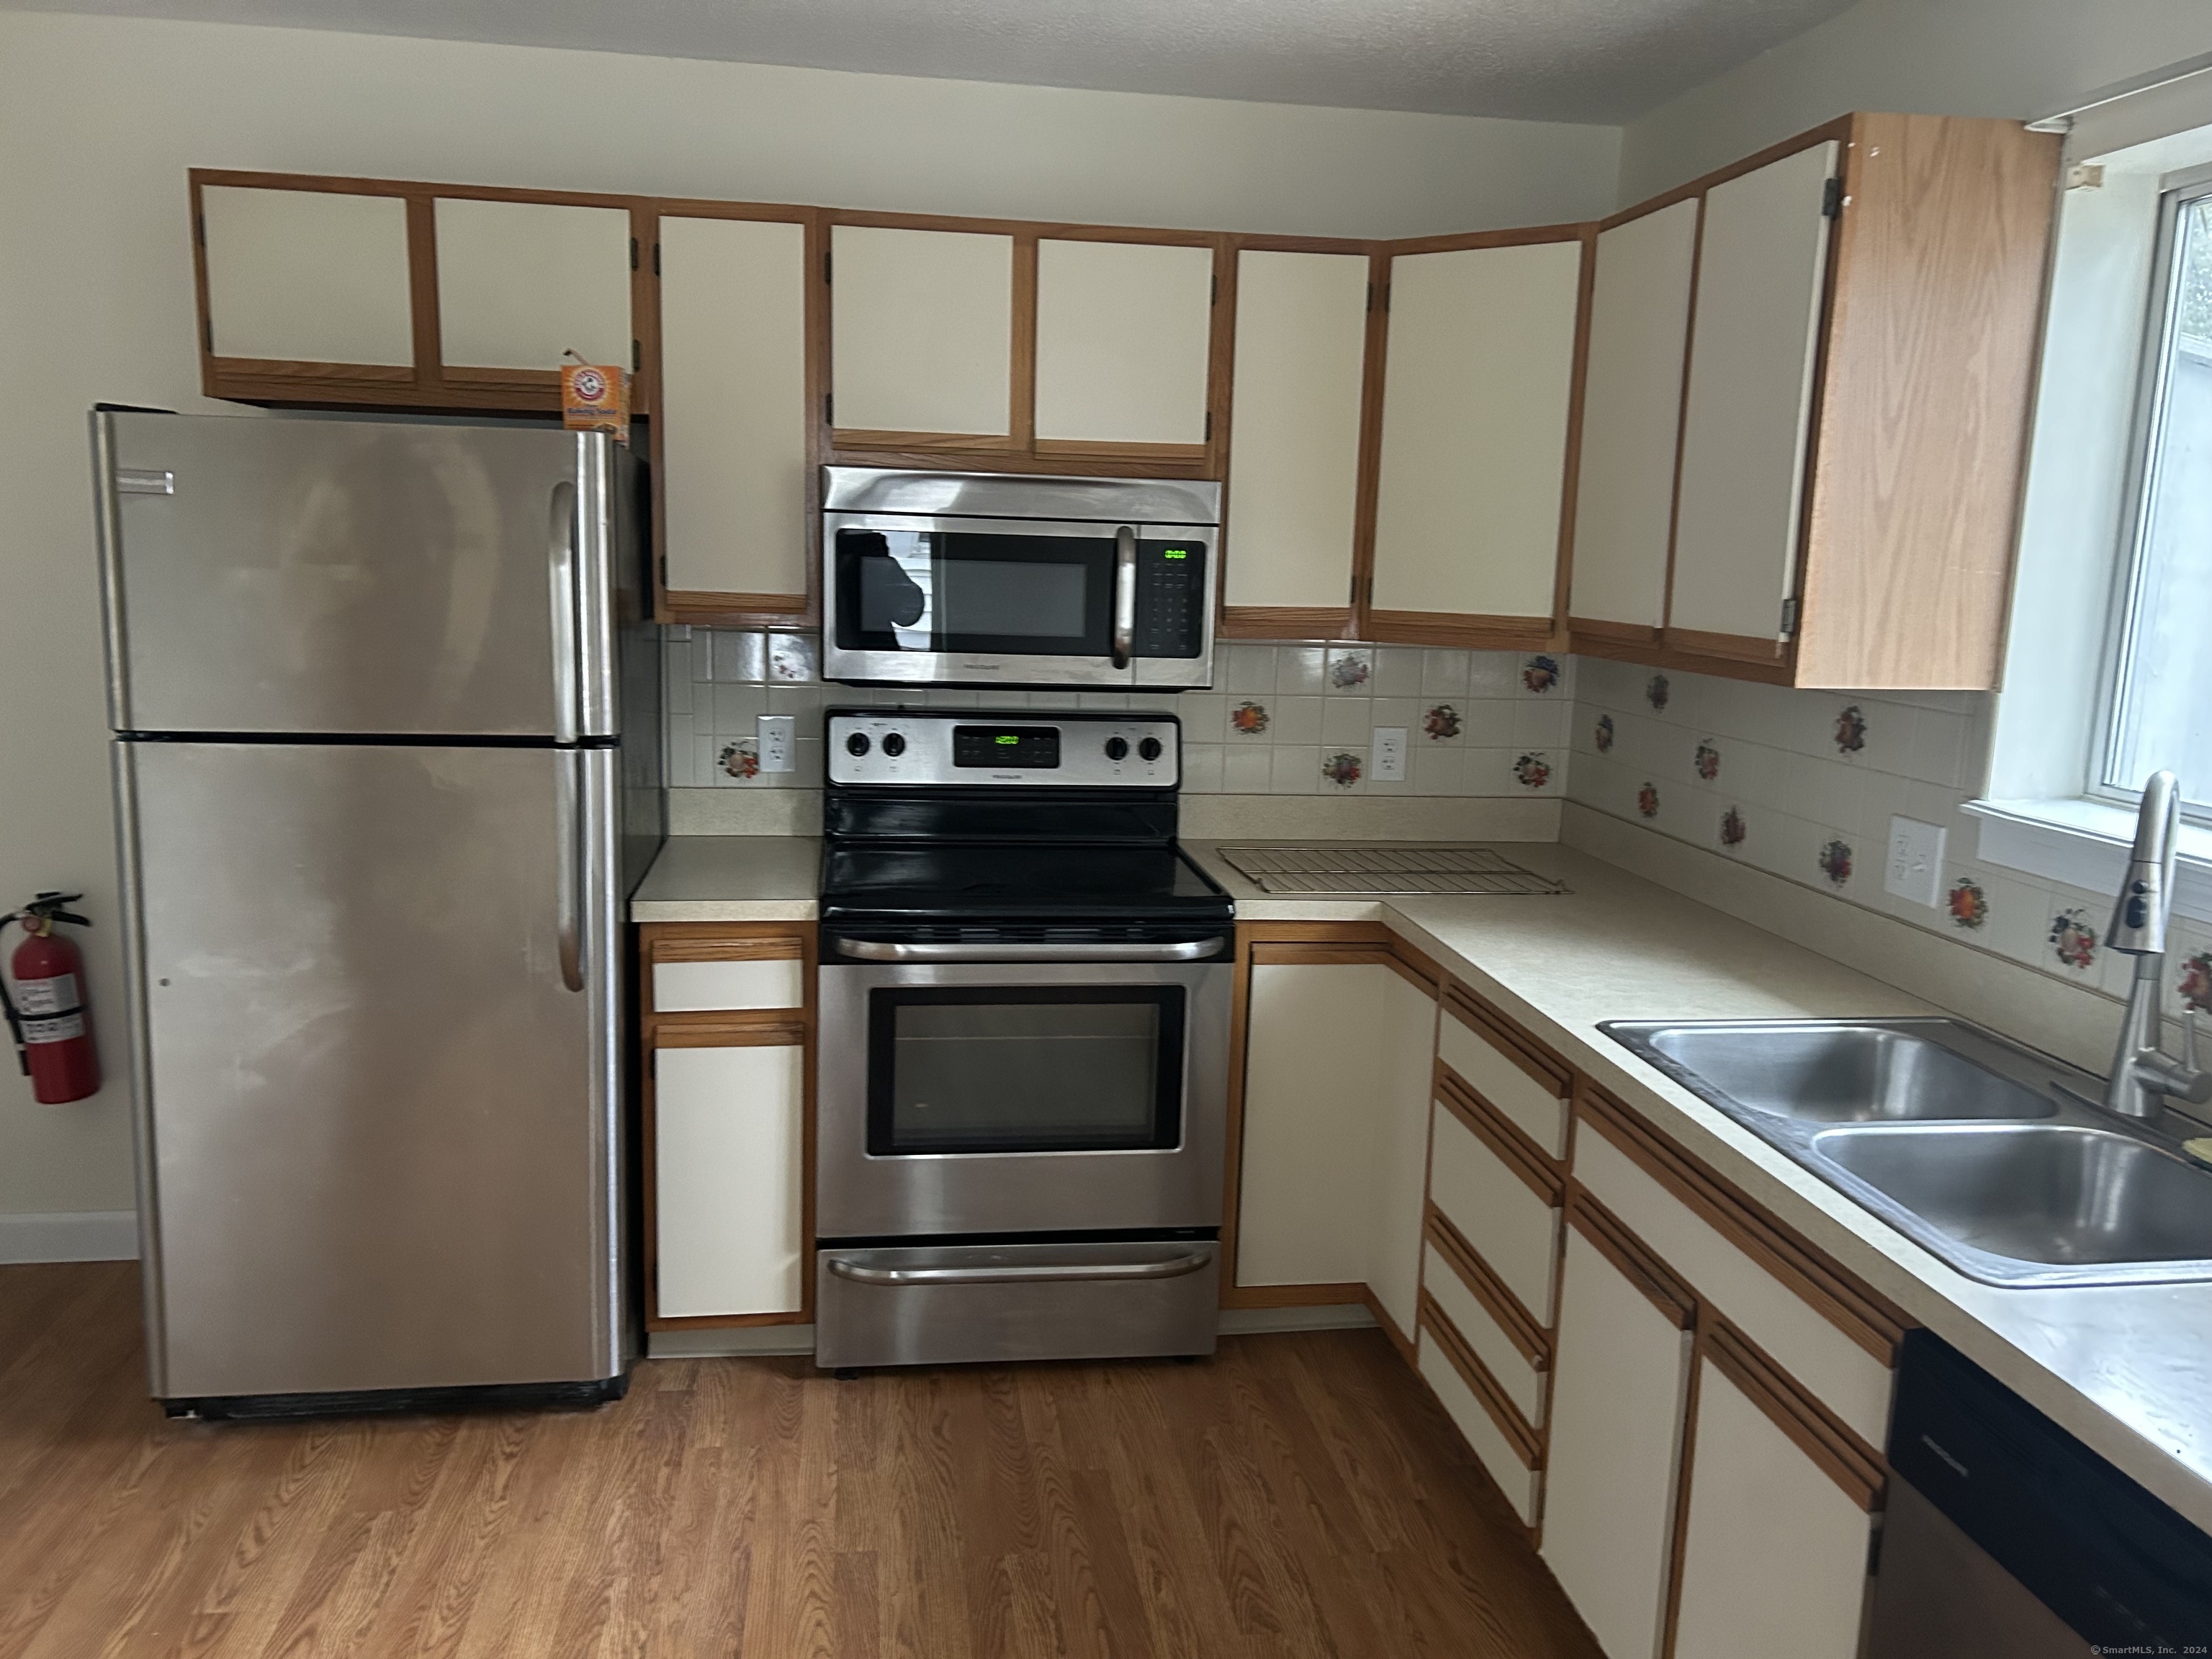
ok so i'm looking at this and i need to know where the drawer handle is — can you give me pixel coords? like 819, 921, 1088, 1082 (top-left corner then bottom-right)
834, 938, 1225, 963
827, 1251, 1212, 1287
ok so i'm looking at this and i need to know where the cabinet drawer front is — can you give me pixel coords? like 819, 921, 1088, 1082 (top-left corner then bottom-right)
652, 956, 806, 1012
1421, 1240, 1547, 1427
1417, 1321, 1541, 1525
1576, 1123, 1892, 1446
1437, 1012, 1569, 1159
1429, 1102, 1562, 1323
654, 1045, 806, 1319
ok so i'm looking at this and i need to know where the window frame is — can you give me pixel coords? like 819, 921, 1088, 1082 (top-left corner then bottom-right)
2091, 159, 2212, 822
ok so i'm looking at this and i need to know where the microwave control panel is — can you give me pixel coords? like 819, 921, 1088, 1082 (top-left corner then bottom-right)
1135, 540, 1207, 659
827, 709, 1179, 788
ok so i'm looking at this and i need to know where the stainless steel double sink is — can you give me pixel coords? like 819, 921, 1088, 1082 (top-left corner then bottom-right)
1602, 1018, 2212, 1287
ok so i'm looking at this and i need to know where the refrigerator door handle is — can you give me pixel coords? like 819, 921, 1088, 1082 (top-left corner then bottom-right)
547, 480, 580, 745
554, 749, 585, 992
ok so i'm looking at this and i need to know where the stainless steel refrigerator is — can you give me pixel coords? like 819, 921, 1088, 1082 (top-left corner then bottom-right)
91, 409, 662, 1415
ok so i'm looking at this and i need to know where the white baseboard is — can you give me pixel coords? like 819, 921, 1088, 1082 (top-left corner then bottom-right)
0, 1209, 138, 1263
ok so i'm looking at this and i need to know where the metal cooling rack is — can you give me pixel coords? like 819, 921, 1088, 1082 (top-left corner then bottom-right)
1215, 845, 1568, 896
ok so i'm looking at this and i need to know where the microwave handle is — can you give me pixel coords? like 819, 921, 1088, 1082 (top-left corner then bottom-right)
1112, 525, 1136, 670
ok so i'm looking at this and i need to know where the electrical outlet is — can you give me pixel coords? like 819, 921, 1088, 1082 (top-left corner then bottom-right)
1884, 814, 1946, 907
1372, 727, 1408, 782
757, 714, 796, 773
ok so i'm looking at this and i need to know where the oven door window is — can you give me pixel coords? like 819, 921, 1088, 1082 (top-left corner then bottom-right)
834, 529, 1116, 656
866, 986, 1184, 1155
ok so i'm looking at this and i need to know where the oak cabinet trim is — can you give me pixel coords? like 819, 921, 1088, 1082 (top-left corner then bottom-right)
1575, 1082, 1910, 1362
1426, 1207, 1552, 1368
1703, 1317, 1886, 1512
1220, 606, 1354, 639
1568, 1192, 1696, 1331
1442, 980, 1575, 1098
1419, 1291, 1545, 1467
1437, 1069, 1564, 1205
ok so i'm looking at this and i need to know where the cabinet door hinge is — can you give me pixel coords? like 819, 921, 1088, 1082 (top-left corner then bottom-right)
193, 213, 205, 248
653, 243, 662, 276
1365, 280, 1375, 313
631, 339, 642, 373
1204, 410, 1213, 442
658, 554, 668, 589
1822, 176, 1845, 218
629, 236, 639, 271
823, 251, 832, 284
1779, 595, 1800, 638
1210, 274, 1219, 305
202, 315, 213, 353
824, 393, 834, 426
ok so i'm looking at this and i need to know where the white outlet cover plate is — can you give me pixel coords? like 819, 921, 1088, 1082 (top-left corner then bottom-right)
1372, 727, 1408, 782
1885, 814, 1946, 907
757, 714, 796, 773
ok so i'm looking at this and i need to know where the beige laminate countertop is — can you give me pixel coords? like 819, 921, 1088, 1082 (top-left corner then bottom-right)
637, 833, 2212, 1532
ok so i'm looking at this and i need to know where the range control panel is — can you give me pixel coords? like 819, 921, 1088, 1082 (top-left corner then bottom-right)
827, 709, 1179, 788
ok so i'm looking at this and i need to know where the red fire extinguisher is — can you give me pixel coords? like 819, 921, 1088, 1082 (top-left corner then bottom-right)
1, 892, 100, 1104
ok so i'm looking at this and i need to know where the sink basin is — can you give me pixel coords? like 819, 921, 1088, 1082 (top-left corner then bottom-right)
1815, 1124, 2212, 1267
1641, 1023, 2054, 1123
1602, 1016, 2212, 1287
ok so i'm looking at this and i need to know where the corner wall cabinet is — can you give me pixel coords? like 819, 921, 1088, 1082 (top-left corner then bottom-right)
1229, 952, 1914, 1656
1566, 113, 2059, 688
639, 922, 816, 1329
190, 112, 2054, 675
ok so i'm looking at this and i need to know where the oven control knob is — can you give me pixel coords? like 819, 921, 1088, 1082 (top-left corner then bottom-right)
844, 732, 871, 757
1104, 736, 1129, 761
1138, 736, 1164, 762
881, 732, 907, 757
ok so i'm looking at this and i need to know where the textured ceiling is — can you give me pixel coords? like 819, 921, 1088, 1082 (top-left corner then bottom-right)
1, 0, 1856, 122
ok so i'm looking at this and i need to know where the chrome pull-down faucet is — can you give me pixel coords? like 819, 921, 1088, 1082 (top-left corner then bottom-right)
2103, 770, 2212, 1118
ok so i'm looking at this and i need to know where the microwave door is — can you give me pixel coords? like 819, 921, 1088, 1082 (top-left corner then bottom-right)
825, 514, 1136, 688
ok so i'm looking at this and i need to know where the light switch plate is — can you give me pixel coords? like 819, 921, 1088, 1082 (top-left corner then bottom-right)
1372, 727, 1408, 782
757, 714, 796, 773
1885, 814, 1946, 907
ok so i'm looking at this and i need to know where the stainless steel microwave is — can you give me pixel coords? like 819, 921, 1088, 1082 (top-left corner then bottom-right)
821, 467, 1219, 689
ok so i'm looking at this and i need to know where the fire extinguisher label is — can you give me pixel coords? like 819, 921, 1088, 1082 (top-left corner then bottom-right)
16, 974, 79, 1016
22, 1012, 86, 1044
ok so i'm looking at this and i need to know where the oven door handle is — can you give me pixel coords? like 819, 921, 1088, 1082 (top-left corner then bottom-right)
832, 938, 1226, 962
827, 1251, 1212, 1287
1111, 524, 1137, 670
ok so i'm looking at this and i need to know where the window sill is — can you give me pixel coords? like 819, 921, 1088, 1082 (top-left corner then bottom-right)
1964, 796, 2212, 924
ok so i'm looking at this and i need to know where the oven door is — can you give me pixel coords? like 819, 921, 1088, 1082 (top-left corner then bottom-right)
817, 956, 1231, 1237
821, 513, 1214, 689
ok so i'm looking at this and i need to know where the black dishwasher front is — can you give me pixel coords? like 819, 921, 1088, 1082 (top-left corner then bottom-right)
1866, 1328, 2212, 1656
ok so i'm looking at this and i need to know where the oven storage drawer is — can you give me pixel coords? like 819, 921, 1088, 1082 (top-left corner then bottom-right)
814, 1240, 1220, 1368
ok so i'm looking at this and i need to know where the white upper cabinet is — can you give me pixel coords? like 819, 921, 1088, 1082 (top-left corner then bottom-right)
1668, 143, 1839, 644
830, 225, 1013, 439
1223, 249, 1370, 611
433, 197, 631, 371
200, 185, 414, 365
1370, 238, 1583, 620
1035, 238, 1215, 449
1568, 200, 1699, 630
657, 215, 811, 600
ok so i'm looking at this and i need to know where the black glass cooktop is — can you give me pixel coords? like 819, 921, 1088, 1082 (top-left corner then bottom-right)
819, 842, 1232, 924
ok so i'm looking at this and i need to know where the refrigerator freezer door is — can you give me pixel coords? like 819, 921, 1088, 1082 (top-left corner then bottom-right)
118, 739, 624, 1399
94, 413, 619, 739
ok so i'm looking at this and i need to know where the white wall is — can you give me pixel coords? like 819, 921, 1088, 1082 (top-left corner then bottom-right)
0, 10, 1620, 1233
1617, 0, 2212, 202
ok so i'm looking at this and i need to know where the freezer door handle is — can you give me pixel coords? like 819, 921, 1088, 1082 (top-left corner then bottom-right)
826, 1251, 1212, 1287
547, 480, 580, 745
554, 750, 584, 992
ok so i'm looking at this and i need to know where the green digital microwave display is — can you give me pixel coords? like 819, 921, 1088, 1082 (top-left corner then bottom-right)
1163, 548, 1189, 559
995, 734, 1020, 745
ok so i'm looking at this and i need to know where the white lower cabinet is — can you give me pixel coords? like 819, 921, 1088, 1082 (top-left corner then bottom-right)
1417, 1312, 1543, 1526
1540, 1221, 1695, 1659
1236, 954, 1434, 1312
1671, 1355, 1875, 1659
654, 1041, 806, 1319
1426, 1091, 1563, 1323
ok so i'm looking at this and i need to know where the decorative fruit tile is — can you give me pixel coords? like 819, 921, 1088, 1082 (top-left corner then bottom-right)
1320, 750, 1364, 789
1229, 700, 1271, 737
1646, 673, 1671, 711
1719, 806, 1746, 849
1325, 647, 1374, 691
1513, 752, 1552, 790
2049, 907, 2098, 972
1593, 713, 1614, 753
1694, 739, 1721, 783
1817, 837, 1853, 887
1521, 654, 1561, 694
1946, 875, 1988, 930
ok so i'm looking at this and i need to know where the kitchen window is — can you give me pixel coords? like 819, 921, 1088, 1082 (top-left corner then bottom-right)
2097, 165, 2212, 817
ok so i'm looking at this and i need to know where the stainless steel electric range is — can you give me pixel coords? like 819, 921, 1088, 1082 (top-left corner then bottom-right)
814, 706, 1234, 1370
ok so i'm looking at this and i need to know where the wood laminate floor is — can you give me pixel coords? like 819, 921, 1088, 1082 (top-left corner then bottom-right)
0, 1263, 1601, 1658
